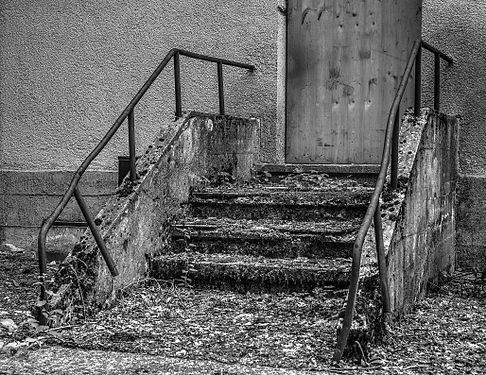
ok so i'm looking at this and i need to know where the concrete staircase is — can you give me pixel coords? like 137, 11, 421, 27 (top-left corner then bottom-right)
44, 112, 457, 369
150, 170, 376, 294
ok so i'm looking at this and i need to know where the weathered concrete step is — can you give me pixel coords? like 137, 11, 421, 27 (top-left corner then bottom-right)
172, 218, 359, 259
189, 185, 372, 221
255, 162, 380, 176
149, 252, 354, 292
189, 199, 367, 221
191, 185, 374, 203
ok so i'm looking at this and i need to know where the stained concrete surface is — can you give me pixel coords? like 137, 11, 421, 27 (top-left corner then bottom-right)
386, 112, 458, 315
51, 113, 259, 318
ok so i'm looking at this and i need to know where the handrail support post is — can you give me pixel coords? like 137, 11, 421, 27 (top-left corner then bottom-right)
217, 62, 225, 115
414, 44, 422, 117
391, 104, 400, 190
174, 51, 182, 118
434, 52, 440, 111
74, 188, 119, 277
36, 227, 49, 324
128, 110, 136, 181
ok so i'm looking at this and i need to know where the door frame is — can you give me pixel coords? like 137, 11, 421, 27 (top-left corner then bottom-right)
275, 0, 287, 164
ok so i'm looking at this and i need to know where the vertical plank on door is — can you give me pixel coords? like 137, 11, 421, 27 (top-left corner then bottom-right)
286, 0, 422, 164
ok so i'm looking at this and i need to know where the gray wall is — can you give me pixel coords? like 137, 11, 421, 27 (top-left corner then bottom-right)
423, 0, 486, 268
0, 0, 278, 171
423, 0, 486, 174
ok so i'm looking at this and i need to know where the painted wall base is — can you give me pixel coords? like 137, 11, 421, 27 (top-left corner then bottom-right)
0, 170, 117, 255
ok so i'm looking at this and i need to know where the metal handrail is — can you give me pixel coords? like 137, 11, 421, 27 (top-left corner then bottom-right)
332, 39, 453, 362
36, 48, 255, 321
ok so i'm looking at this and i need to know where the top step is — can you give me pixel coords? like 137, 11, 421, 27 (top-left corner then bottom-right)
255, 163, 380, 176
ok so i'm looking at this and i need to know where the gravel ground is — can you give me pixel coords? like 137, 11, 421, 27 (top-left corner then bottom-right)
38, 284, 344, 371
1, 245, 486, 375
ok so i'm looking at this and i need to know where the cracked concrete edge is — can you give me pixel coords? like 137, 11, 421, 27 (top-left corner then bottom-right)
50, 112, 261, 319
385, 111, 458, 316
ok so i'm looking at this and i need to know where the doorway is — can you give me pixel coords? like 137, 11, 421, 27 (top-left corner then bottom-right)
285, 0, 421, 164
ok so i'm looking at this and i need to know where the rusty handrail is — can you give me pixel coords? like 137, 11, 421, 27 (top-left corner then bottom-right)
36, 48, 255, 321
332, 38, 453, 362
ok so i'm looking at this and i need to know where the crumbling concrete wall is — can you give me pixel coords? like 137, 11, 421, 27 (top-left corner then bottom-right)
52, 112, 259, 320
386, 112, 458, 316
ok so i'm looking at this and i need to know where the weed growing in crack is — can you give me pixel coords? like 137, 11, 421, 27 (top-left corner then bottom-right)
177, 260, 197, 289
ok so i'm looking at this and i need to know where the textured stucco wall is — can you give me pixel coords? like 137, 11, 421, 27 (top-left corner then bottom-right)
423, 0, 486, 174
0, 0, 278, 171
423, 1, 486, 268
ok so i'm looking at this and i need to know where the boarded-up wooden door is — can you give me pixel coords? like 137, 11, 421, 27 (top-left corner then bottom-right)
286, 0, 421, 164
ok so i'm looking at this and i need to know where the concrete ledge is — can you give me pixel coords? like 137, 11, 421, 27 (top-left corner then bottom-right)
0, 170, 117, 248
0, 170, 117, 196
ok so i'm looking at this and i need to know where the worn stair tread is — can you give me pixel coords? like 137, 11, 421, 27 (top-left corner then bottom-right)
188, 188, 371, 222
150, 252, 361, 292
172, 217, 360, 242
191, 185, 374, 206
255, 162, 381, 176
154, 252, 353, 269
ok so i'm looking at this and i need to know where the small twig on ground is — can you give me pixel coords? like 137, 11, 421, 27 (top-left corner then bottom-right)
47, 325, 77, 332
355, 341, 368, 366
70, 256, 90, 271
403, 364, 430, 370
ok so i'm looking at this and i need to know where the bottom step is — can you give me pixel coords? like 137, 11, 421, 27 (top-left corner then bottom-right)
149, 253, 353, 292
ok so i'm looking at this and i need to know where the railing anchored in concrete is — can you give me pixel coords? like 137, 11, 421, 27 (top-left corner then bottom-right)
333, 38, 453, 362
36, 48, 255, 323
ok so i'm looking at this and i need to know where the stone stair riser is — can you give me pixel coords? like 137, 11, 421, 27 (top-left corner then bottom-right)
171, 236, 354, 259
150, 258, 351, 292
188, 202, 367, 221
